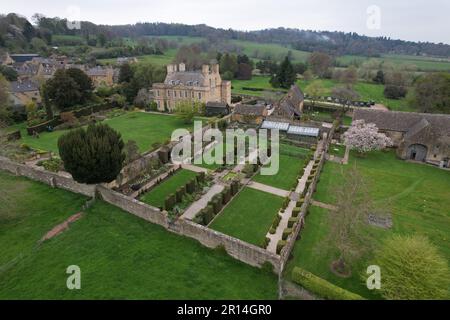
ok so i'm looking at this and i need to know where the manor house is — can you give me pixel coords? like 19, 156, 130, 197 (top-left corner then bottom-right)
152, 62, 231, 112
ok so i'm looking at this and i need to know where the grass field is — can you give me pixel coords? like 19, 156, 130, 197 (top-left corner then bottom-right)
232, 76, 412, 112
253, 144, 310, 190
328, 144, 346, 158
9, 112, 197, 154
285, 150, 450, 298
139, 169, 198, 208
0, 170, 278, 299
210, 188, 284, 247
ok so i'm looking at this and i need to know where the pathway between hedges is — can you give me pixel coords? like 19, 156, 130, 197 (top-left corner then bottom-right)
266, 160, 314, 253
246, 181, 290, 197
182, 184, 225, 220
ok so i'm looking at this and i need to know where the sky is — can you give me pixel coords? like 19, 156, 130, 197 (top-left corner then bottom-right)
1, 0, 449, 44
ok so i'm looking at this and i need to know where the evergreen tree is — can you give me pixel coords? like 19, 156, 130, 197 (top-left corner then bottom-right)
58, 123, 125, 184
270, 56, 296, 89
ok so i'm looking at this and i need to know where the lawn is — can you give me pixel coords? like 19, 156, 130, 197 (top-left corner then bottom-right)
0, 170, 278, 299
328, 144, 346, 158
210, 187, 284, 247
253, 144, 310, 191
10, 112, 197, 154
285, 150, 450, 298
139, 169, 198, 208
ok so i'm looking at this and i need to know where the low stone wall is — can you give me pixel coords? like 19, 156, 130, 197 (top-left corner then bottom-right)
171, 219, 281, 273
96, 185, 169, 227
0, 156, 96, 197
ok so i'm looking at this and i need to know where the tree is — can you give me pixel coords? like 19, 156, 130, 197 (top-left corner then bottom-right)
343, 120, 393, 154
307, 52, 333, 78
373, 70, 385, 84
384, 85, 407, 99
270, 56, 296, 89
0, 74, 11, 125
236, 63, 252, 80
323, 166, 374, 276
409, 72, 450, 113
219, 53, 238, 78
65, 68, 93, 101
174, 100, 198, 124
0, 65, 18, 81
119, 63, 134, 83
305, 80, 326, 108
124, 140, 141, 164
332, 86, 360, 111
340, 66, 358, 85
373, 235, 449, 300
97, 33, 107, 47
58, 123, 125, 184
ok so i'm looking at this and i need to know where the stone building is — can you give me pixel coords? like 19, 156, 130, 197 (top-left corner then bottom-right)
232, 104, 268, 125
86, 66, 114, 87
152, 62, 231, 112
9, 79, 42, 112
353, 109, 450, 167
269, 84, 304, 120
205, 101, 230, 117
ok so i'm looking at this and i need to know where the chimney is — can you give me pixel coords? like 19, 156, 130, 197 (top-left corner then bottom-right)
201, 64, 209, 75
211, 63, 219, 74
178, 63, 186, 72
167, 64, 175, 74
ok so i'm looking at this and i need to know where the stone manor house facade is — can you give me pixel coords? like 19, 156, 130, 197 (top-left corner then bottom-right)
152, 62, 231, 112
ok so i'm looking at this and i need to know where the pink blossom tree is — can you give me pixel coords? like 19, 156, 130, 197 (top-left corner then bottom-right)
343, 120, 393, 154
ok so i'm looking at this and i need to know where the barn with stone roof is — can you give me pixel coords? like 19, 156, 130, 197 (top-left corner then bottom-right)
353, 109, 450, 167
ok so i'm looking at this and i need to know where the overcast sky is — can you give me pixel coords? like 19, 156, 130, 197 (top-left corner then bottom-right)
2, 0, 449, 44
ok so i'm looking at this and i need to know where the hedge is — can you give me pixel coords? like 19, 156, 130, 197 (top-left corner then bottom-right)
282, 228, 293, 240
288, 217, 299, 228
164, 193, 176, 210
222, 186, 231, 204
292, 207, 301, 218
276, 240, 287, 254
262, 237, 270, 249
291, 267, 365, 300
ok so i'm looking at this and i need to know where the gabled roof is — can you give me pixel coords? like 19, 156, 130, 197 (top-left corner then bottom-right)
10, 54, 40, 63
353, 109, 450, 135
206, 101, 228, 108
234, 104, 266, 116
164, 71, 205, 87
10, 80, 39, 93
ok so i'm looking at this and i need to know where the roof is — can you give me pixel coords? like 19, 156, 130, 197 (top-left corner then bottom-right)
261, 120, 290, 131
287, 126, 320, 137
10, 80, 39, 93
86, 67, 109, 76
206, 101, 228, 108
234, 104, 267, 116
353, 109, 450, 135
10, 54, 40, 63
273, 84, 304, 119
164, 71, 205, 87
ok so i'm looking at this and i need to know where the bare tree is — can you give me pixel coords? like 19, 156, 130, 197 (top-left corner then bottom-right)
324, 165, 374, 277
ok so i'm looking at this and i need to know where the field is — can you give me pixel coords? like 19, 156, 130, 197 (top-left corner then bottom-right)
0, 171, 278, 299
139, 169, 198, 208
232, 76, 413, 112
210, 187, 284, 247
253, 144, 310, 190
9, 112, 197, 154
285, 151, 450, 298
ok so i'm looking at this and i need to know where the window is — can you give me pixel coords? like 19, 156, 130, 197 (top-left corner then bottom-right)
167, 90, 170, 98
184, 91, 188, 98
198, 92, 202, 100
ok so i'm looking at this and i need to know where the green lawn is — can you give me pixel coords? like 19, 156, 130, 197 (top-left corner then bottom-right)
0, 170, 278, 299
10, 112, 197, 154
285, 150, 450, 298
139, 169, 198, 208
328, 144, 346, 158
210, 187, 284, 247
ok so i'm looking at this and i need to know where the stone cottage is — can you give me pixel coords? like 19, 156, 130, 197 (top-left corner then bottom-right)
232, 104, 268, 125
353, 109, 450, 167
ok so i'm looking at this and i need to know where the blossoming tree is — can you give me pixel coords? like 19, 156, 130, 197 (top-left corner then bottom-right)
343, 120, 393, 154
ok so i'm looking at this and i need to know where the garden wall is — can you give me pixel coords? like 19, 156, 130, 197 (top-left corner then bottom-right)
0, 156, 96, 197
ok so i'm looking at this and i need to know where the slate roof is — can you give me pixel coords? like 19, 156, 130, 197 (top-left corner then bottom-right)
206, 101, 228, 108
273, 84, 304, 119
164, 71, 205, 86
353, 109, 450, 135
86, 67, 109, 76
10, 80, 39, 93
234, 104, 266, 116
10, 54, 40, 63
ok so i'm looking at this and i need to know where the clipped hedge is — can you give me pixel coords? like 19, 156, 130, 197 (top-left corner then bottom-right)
282, 228, 293, 240
288, 217, 299, 228
262, 237, 270, 249
164, 193, 176, 210
291, 267, 365, 300
276, 240, 287, 254
292, 207, 301, 218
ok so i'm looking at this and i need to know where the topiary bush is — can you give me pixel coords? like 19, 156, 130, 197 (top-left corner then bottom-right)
288, 217, 299, 228
291, 267, 364, 300
282, 228, 293, 240
276, 240, 287, 254
164, 193, 176, 210
292, 207, 301, 218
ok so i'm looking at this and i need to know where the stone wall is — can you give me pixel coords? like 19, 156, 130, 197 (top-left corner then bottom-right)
0, 156, 96, 197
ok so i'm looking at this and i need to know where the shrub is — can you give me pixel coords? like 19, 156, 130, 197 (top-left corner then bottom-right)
292, 207, 301, 217
222, 186, 232, 204
211, 199, 222, 214
186, 179, 197, 193
282, 228, 293, 240
272, 214, 282, 229
269, 227, 276, 234
291, 267, 364, 300
276, 240, 287, 254
164, 193, 176, 210
296, 199, 304, 207
231, 180, 239, 195
262, 237, 270, 249
288, 217, 299, 228
197, 172, 206, 184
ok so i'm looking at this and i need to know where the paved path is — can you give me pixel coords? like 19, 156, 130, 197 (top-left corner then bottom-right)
182, 184, 225, 220
247, 181, 290, 197
266, 159, 314, 253
181, 164, 209, 173
311, 200, 338, 211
